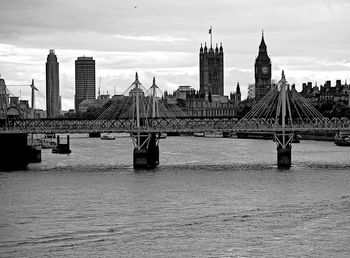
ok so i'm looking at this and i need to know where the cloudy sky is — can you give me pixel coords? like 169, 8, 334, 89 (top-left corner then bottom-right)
0, 0, 349, 110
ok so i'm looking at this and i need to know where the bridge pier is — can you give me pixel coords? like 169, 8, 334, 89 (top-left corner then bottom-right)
0, 133, 31, 170
28, 145, 42, 163
275, 131, 293, 168
275, 132, 293, 168
52, 135, 71, 154
131, 132, 159, 169
89, 132, 101, 138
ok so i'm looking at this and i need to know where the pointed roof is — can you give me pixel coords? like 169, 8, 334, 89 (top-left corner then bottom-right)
236, 82, 241, 94
259, 30, 267, 51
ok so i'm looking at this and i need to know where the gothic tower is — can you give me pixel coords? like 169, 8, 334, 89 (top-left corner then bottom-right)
199, 42, 224, 97
254, 31, 271, 101
236, 82, 241, 103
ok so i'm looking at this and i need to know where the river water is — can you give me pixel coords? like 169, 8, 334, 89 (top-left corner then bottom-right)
0, 135, 349, 257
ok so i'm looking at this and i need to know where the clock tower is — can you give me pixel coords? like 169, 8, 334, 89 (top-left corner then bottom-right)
254, 31, 271, 101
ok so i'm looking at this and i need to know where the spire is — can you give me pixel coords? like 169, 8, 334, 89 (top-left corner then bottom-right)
135, 72, 138, 81
204, 42, 207, 52
152, 76, 156, 85
215, 43, 219, 53
259, 30, 267, 52
236, 82, 241, 94
200, 43, 203, 53
219, 42, 223, 52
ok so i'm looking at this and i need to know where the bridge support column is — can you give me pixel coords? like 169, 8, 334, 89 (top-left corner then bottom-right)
89, 132, 101, 138
28, 145, 42, 163
275, 132, 293, 168
131, 132, 160, 169
0, 133, 29, 170
52, 135, 71, 154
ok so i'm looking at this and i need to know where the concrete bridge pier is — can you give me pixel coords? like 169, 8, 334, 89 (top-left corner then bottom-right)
28, 145, 42, 163
275, 131, 293, 168
89, 132, 101, 138
131, 132, 159, 169
0, 133, 30, 170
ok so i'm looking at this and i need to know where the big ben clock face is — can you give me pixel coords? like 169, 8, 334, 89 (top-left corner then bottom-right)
261, 66, 269, 74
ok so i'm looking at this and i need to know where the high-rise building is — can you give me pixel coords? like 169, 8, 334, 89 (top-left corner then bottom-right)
199, 42, 224, 97
46, 49, 60, 117
254, 32, 271, 101
75, 56, 96, 113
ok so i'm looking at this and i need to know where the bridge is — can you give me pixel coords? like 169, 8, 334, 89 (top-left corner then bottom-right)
1, 116, 348, 134
0, 71, 349, 170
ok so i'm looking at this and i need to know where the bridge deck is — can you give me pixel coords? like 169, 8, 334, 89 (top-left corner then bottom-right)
1, 117, 349, 134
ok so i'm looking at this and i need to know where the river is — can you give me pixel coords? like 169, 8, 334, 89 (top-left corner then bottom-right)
0, 135, 349, 257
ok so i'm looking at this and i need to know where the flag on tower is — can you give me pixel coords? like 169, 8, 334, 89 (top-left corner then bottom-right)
209, 27, 212, 34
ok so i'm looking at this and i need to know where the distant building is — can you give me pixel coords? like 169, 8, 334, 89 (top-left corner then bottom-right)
34, 109, 46, 119
248, 84, 255, 99
230, 82, 241, 106
75, 56, 96, 113
78, 98, 110, 113
199, 42, 224, 97
300, 80, 349, 104
98, 94, 110, 101
254, 32, 272, 101
111, 95, 125, 102
173, 86, 196, 100
19, 100, 29, 112
183, 94, 235, 117
167, 86, 235, 117
0, 78, 9, 118
46, 49, 60, 118
9, 96, 19, 107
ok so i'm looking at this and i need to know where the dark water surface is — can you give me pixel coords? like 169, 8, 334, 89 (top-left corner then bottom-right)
1, 136, 349, 257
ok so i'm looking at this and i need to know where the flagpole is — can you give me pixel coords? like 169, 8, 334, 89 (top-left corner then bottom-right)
210, 25, 212, 48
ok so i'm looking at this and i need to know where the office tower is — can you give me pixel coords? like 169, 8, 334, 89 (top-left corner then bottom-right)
46, 49, 60, 117
254, 32, 272, 101
199, 42, 224, 97
75, 56, 95, 113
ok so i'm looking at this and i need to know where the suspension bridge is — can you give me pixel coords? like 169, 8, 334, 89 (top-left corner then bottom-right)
0, 71, 349, 170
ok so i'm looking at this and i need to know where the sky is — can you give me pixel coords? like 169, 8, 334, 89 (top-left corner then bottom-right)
0, 0, 349, 110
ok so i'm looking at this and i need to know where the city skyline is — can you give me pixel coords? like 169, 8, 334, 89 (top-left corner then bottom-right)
0, 0, 349, 110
